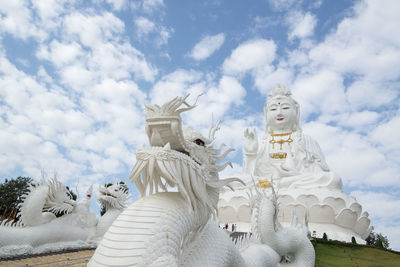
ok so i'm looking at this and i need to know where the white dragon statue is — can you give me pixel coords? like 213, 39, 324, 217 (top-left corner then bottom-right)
88, 95, 315, 267
88, 183, 129, 242
0, 176, 97, 256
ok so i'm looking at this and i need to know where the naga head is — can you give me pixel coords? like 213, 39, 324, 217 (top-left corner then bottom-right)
98, 183, 129, 211
130, 95, 243, 214
249, 177, 310, 242
44, 177, 76, 215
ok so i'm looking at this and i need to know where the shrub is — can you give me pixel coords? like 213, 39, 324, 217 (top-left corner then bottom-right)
322, 232, 328, 241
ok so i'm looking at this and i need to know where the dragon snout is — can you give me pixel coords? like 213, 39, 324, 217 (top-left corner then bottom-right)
145, 116, 188, 152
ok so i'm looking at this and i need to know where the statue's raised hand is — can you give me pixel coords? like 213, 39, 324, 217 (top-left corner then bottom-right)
244, 128, 258, 155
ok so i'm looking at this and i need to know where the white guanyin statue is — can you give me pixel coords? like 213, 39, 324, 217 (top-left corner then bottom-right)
243, 84, 343, 190
218, 84, 372, 243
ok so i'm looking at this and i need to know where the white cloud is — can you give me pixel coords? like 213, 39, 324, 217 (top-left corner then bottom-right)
287, 49, 309, 67
130, 0, 170, 46
319, 111, 381, 129
92, 79, 145, 106
346, 79, 398, 110
38, 12, 158, 84
142, 0, 164, 14
267, 0, 297, 11
369, 113, 400, 151
211, 75, 245, 106
0, 0, 45, 40
134, 16, 172, 46
135, 16, 156, 37
89, 42, 157, 82
150, 69, 204, 105
183, 75, 246, 127
36, 40, 84, 67
254, 66, 293, 94
0, 52, 147, 185
157, 27, 173, 46
308, 0, 400, 86
63, 11, 125, 48
188, 33, 225, 61
309, 0, 323, 9
0, 125, 86, 182
150, 70, 247, 129
32, 0, 68, 32
104, 0, 128, 11
302, 121, 400, 188
223, 39, 276, 74
286, 11, 317, 41
344, 111, 380, 127
59, 65, 95, 89
0, 4, 157, 190
292, 69, 347, 119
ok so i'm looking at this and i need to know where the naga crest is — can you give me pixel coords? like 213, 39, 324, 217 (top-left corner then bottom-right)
98, 183, 129, 211
44, 177, 76, 214
17, 177, 76, 226
129, 95, 243, 213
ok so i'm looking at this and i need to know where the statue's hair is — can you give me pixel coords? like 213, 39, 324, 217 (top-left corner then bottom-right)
268, 83, 292, 98
264, 83, 301, 134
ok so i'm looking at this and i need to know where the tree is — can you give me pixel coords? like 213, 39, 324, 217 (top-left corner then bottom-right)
366, 231, 376, 246
376, 233, 390, 249
366, 231, 390, 249
0, 177, 33, 217
322, 232, 328, 241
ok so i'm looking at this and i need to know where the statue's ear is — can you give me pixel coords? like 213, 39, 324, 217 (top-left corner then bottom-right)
264, 104, 270, 134
295, 102, 300, 131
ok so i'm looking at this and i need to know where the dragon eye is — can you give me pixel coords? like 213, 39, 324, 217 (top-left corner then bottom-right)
194, 139, 205, 146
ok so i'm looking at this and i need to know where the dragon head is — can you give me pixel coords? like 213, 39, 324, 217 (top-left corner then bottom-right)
43, 177, 76, 215
129, 95, 243, 214
98, 183, 129, 211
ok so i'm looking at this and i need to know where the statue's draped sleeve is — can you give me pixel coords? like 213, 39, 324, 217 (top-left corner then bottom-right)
296, 132, 330, 172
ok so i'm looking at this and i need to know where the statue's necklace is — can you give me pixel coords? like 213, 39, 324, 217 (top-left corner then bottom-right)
269, 132, 293, 150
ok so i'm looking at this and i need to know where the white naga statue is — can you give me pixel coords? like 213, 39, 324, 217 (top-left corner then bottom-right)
0, 177, 98, 257
0, 177, 129, 257
88, 183, 129, 242
88, 95, 315, 267
218, 84, 372, 243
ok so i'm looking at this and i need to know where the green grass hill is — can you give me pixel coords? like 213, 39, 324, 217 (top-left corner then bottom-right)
314, 239, 400, 267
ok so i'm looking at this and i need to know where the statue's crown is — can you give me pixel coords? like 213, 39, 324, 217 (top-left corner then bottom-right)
268, 83, 292, 98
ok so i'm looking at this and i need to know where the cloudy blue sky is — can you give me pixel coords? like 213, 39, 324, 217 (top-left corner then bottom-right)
1, 0, 399, 250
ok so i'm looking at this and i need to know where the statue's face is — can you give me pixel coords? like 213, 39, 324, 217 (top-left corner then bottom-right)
266, 96, 297, 132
